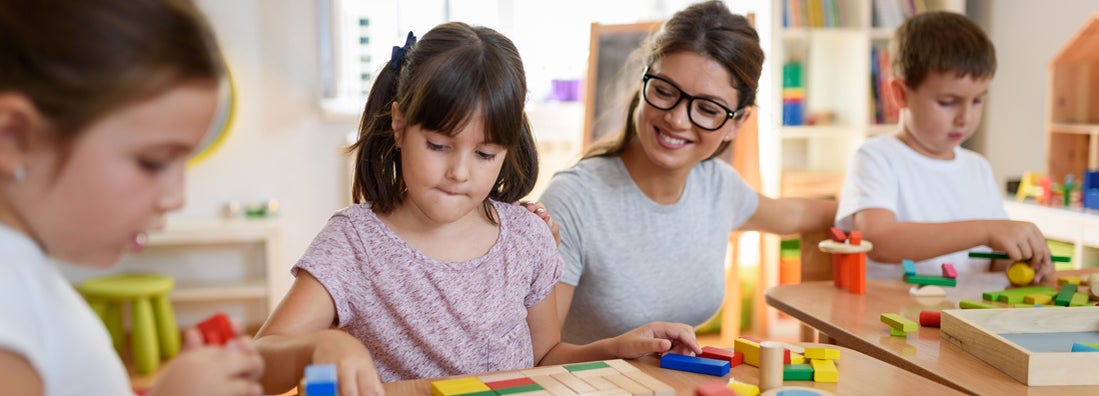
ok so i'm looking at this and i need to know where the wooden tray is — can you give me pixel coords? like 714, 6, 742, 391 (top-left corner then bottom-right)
940, 307, 1099, 386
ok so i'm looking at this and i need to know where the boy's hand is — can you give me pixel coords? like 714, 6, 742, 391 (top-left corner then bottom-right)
985, 220, 1053, 283
611, 322, 701, 358
312, 329, 386, 396
148, 338, 264, 396
518, 200, 560, 245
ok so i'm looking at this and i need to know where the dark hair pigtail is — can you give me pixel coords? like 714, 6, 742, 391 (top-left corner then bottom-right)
349, 63, 403, 209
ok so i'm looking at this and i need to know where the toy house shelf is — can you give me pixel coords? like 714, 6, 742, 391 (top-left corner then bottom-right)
1046, 11, 1099, 183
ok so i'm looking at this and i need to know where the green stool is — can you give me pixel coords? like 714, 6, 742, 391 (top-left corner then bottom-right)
77, 273, 180, 375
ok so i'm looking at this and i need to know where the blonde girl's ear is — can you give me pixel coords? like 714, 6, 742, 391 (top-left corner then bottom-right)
0, 93, 42, 180
888, 78, 909, 109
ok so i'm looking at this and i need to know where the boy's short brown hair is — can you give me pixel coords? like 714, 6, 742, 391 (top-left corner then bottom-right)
890, 11, 996, 89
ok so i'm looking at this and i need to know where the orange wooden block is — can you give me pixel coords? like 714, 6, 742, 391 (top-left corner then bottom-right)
849, 230, 862, 245
829, 226, 847, 242
850, 252, 866, 294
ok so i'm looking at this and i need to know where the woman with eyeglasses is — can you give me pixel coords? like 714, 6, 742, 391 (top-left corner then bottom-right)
538, 0, 838, 344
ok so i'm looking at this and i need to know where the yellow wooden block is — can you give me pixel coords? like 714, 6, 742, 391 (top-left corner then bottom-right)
1024, 294, 1052, 305
803, 347, 840, 360
734, 337, 762, 367
809, 359, 839, 383
1058, 276, 1082, 287
727, 379, 760, 396
430, 377, 491, 396
789, 352, 806, 364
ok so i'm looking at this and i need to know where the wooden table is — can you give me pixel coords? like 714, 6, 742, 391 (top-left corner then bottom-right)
381, 343, 957, 395
766, 268, 1099, 395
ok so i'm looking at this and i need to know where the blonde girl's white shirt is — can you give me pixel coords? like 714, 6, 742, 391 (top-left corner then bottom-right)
835, 135, 1006, 278
0, 224, 133, 396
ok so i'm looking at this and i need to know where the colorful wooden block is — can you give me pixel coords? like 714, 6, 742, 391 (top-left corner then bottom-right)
734, 337, 762, 367
903, 274, 957, 287
726, 379, 760, 396
1021, 294, 1051, 305
918, 311, 941, 327
196, 312, 234, 346
808, 359, 838, 383
695, 381, 738, 396
1006, 262, 1035, 286
659, 353, 730, 376
301, 364, 338, 396
698, 346, 743, 367
485, 377, 536, 390
941, 263, 957, 279
1058, 276, 1082, 287
902, 259, 917, 276
1072, 342, 1099, 352
563, 361, 610, 372
849, 230, 862, 244
803, 347, 840, 360
880, 313, 917, 336
431, 378, 491, 396
1070, 292, 1090, 306
959, 299, 999, 309
783, 364, 814, 380
829, 226, 846, 243
1055, 284, 1078, 306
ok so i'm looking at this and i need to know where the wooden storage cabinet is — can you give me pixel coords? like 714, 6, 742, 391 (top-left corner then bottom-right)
1047, 12, 1099, 184
62, 218, 288, 329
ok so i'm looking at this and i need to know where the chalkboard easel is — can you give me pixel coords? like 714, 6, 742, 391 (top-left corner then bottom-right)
583, 21, 663, 148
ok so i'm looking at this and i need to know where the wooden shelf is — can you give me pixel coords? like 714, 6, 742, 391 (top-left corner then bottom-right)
1047, 12, 1099, 182
1050, 123, 1099, 135
171, 279, 269, 302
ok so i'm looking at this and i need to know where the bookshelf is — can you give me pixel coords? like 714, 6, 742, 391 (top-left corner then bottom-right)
1046, 11, 1099, 186
768, 0, 966, 199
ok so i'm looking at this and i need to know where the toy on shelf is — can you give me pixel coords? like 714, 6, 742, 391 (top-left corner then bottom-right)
818, 227, 873, 294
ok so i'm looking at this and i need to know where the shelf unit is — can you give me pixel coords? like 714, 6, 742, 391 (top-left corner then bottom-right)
62, 218, 287, 328
1046, 11, 1099, 184
768, 0, 965, 199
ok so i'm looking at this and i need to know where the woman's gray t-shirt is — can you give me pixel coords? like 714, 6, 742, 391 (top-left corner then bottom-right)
540, 156, 759, 344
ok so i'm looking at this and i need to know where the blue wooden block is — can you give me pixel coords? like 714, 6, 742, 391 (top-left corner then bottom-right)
659, 353, 730, 376
1071, 342, 1099, 352
902, 260, 916, 276
303, 364, 338, 396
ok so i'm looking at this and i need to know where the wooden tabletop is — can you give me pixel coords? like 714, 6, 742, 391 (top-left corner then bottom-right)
766, 268, 1099, 395
381, 343, 956, 395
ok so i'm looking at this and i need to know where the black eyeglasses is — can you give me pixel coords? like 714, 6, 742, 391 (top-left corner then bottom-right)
641, 71, 745, 131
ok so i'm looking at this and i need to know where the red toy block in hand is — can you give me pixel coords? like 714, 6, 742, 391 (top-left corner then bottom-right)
829, 226, 847, 243
197, 312, 235, 346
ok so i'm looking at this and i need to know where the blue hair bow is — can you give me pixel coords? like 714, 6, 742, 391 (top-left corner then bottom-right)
389, 31, 417, 70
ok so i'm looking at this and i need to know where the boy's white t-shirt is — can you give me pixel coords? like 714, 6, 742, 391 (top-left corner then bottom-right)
835, 135, 1007, 278
0, 225, 133, 396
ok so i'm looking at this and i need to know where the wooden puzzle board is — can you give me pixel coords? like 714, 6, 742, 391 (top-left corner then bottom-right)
431, 359, 674, 396
940, 306, 1099, 386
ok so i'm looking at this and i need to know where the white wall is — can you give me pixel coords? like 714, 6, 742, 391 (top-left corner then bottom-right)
975, 0, 1099, 187
186, 0, 354, 278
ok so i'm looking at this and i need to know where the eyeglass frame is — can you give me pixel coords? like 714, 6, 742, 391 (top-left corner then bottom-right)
640, 68, 747, 131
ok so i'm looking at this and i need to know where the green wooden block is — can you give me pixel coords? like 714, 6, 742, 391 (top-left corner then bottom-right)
783, 364, 814, 381
563, 361, 610, 372
981, 291, 1002, 301
903, 274, 957, 287
1070, 292, 1090, 307
880, 313, 917, 332
1054, 284, 1078, 306
959, 299, 999, 309
495, 384, 544, 394
996, 287, 1056, 304
889, 328, 909, 337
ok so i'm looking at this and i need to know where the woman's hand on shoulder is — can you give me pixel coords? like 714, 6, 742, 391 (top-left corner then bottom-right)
611, 322, 701, 358
310, 329, 386, 396
518, 200, 560, 245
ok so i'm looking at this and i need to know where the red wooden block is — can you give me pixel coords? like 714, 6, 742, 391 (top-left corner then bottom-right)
851, 252, 866, 294
695, 380, 739, 396
849, 230, 862, 245
829, 226, 847, 242
197, 312, 234, 346
919, 311, 941, 327
485, 377, 535, 390
941, 263, 958, 279
699, 346, 744, 367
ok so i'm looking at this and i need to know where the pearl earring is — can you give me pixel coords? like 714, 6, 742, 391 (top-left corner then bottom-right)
12, 165, 26, 182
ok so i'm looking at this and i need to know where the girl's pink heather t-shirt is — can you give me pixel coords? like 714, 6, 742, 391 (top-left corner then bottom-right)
293, 200, 562, 382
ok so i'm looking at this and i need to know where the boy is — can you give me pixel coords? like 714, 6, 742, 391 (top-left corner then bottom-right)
835, 11, 1053, 282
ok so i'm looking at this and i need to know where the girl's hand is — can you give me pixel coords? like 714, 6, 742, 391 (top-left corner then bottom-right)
148, 337, 265, 396
312, 329, 386, 396
518, 200, 560, 245
611, 322, 701, 358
